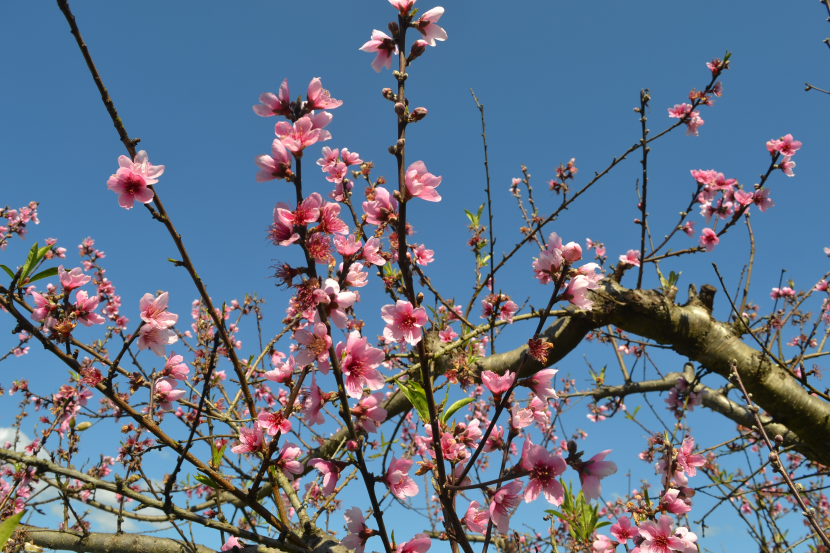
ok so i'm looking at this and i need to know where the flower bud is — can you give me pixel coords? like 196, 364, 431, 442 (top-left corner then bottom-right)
75, 421, 92, 432
388, 21, 399, 35
410, 107, 428, 122
394, 102, 406, 116
346, 440, 359, 451
382, 88, 397, 102
408, 39, 428, 62
561, 242, 582, 262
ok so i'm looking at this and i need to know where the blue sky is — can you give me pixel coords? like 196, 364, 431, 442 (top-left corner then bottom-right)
2, 0, 830, 551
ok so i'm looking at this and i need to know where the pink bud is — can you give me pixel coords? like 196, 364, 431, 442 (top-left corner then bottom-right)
346, 440, 359, 451
410, 107, 428, 122
561, 242, 582, 262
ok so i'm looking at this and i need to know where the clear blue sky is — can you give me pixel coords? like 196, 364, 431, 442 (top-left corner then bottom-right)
2, 1, 829, 551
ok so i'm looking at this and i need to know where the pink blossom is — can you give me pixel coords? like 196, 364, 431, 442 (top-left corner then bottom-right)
309, 458, 344, 495
661, 488, 691, 515
638, 516, 685, 553
74, 290, 105, 326
345, 262, 369, 288
231, 426, 263, 454
685, 112, 704, 136
385, 455, 419, 499
593, 534, 614, 553
253, 79, 291, 118
276, 193, 323, 227
412, 8, 448, 47
667, 103, 691, 118
163, 354, 189, 380
489, 480, 523, 533
257, 410, 292, 436
341, 507, 374, 553
699, 228, 719, 252
363, 187, 398, 226
276, 442, 304, 480
398, 534, 431, 553
341, 148, 362, 166
389, 0, 416, 13
352, 392, 387, 433
463, 501, 490, 534
411, 244, 435, 265
753, 188, 774, 212
255, 139, 293, 182
137, 324, 178, 357
575, 450, 617, 501
335, 235, 362, 256
319, 203, 349, 235
275, 116, 323, 154
301, 376, 325, 426
306, 77, 342, 110
139, 292, 178, 328
307, 233, 333, 265
500, 300, 518, 323
767, 134, 802, 156
528, 368, 559, 401
610, 516, 637, 544
511, 404, 534, 429
362, 236, 386, 265
31, 292, 55, 323
676, 437, 705, 477
770, 287, 795, 300
405, 161, 442, 202
381, 300, 428, 345
481, 370, 515, 395
265, 355, 295, 384
337, 331, 385, 398
564, 275, 594, 310
59, 266, 91, 291
483, 426, 504, 453
293, 322, 332, 368
532, 249, 564, 284
673, 527, 698, 553
779, 155, 796, 177
152, 377, 185, 411
360, 30, 398, 72
619, 250, 640, 267
733, 189, 754, 206
521, 436, 566, 504
221, 537, 244, 551
438, 326, 458, 343
106, 151, 162, 209
317, 279, 356, 329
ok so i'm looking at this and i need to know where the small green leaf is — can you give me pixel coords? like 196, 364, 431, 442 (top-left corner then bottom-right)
0, 265, 14, 280
595, 521, 612, 529
394, 378, 430, 424
194, 474, 220, 489
464, 209, 475, 225
668, 270, 681, 288
212, 442, 228, 466
26, 266, 58, 285
441, 397, 474, 424
0, 510, 26, 544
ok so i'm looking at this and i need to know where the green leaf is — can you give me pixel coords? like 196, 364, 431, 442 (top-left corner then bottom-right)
394, 379, 430, 424
0, 510, 26, 544
441, 397, 474, 424
464, 209, 475, 225
212, 442, 228, 466
26, 266, 58, 285
194, 474, 220, 489
668, 270, 681, 288
595, 521, 612, 529
19, 242, 39, 281
0, 265, 14, 280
